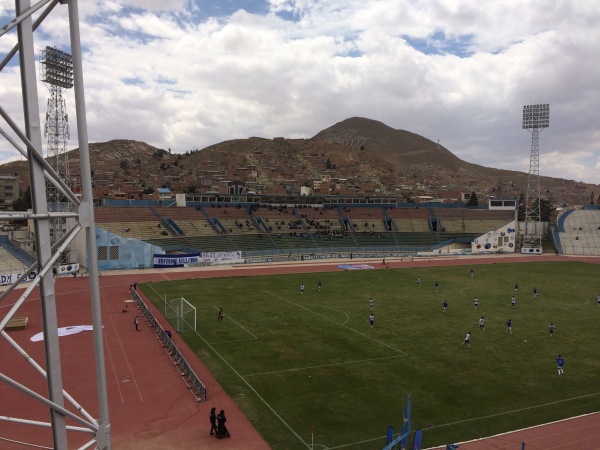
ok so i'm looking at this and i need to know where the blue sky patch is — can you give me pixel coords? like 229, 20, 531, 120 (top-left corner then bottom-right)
122, 77, 144, 86
274, 9, 298, 21
403, 31, 475, 58
195, 0, 268, 20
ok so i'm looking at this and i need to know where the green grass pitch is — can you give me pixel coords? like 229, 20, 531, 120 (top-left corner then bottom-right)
142, 261, 600, 449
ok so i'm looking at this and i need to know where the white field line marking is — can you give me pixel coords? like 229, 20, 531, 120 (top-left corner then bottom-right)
243, 354, 404, 377
422, 412, 600, 450
324, 434, 387, 449
458, 287, 471, 297
265, 290, 407, 355
98, 289, 126, 404
426, 392, 600, 430
209, 337, 258, 344
0, 297, 37, 309
210, 305, 257, 340
0, 437, 52, 449
189, 327, 311, 449
316, 304, 349, 325
144, 285, 310, 449
146, 282, 164, 301
100, 290, 144, 403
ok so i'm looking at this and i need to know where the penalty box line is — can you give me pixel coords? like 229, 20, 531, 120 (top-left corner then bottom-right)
206, 305, 258, 342
186, 305, 258, 344
264, 290, 408, 355
243, 354, 405, 377
188, 327, 311, 449
428, 392, 600, 430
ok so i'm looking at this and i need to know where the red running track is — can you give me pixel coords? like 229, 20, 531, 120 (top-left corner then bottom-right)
0, 254, 598, 449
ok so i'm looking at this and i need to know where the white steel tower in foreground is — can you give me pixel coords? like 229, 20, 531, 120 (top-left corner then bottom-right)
0, 1, 110, 448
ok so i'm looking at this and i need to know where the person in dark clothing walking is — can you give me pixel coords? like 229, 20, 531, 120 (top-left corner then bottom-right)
209, 407, 218, 436
217, 409, 230, 438
217, 308, 224, 321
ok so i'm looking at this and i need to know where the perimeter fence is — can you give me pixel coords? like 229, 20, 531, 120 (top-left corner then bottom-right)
130, 289, 207, 402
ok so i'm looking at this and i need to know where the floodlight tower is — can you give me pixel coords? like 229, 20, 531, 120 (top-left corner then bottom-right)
40, 46, 73, 265
521, 104, 549, 253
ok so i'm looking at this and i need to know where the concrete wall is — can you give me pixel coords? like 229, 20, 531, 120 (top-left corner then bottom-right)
75, 228, 164, 271
471, 220, 517, 254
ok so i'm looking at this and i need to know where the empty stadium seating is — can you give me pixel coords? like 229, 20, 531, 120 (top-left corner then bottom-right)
0, 236, 34, 274
556, 208, 600, 255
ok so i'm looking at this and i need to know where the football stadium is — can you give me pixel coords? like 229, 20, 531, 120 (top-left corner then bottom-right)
2, 194, 600, 449
2, 3, 600, 450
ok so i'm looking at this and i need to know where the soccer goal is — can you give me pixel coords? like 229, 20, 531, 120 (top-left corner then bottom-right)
165, 297, 196, 332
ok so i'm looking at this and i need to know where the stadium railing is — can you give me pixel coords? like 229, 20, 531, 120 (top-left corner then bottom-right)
130, 289, 207, 402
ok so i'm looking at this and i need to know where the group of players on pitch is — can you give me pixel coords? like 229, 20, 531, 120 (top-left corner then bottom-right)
451, 269, 570, 376
300, 269, 600, 376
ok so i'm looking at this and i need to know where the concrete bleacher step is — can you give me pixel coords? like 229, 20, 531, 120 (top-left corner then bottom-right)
558, 209, 600, 256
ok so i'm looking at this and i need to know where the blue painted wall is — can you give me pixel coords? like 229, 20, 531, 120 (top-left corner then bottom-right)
94, 228, 164, 270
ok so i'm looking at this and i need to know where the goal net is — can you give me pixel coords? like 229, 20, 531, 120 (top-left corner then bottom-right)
165, 297, 196, 332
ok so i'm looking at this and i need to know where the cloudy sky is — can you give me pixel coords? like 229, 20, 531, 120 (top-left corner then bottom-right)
1, 0, 599, 184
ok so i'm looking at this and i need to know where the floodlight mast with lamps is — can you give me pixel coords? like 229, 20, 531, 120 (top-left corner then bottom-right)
521, 104, 549, 253
40, 46, 73, 266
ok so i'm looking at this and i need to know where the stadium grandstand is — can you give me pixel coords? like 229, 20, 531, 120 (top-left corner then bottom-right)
66, 196, 521, 270
552, 205, 600, 256
0, 235, 37, 286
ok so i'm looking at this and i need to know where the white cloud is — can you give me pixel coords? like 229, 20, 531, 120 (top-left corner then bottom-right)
1, 0, 599, 184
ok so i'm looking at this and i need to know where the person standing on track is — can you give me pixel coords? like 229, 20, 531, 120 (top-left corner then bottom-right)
209, 407, 218, 436
217, 409, 230, 438
134, 315, 140, 331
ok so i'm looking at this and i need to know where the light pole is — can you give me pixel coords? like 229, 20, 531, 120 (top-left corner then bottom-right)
40, 45, 73, 265
521, 104, 549, 254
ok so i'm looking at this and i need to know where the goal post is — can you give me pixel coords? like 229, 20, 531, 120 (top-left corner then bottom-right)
165, 297, 196, 332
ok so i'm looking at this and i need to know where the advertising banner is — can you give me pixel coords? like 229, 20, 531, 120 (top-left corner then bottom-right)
153, 253, 200, 268
0, 270, 38, 286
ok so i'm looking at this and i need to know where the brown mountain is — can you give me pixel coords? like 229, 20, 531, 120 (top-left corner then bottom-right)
315, 117, 471, 170
0, 117, 597, 205
315, 117, 534, 179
